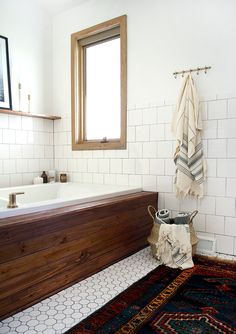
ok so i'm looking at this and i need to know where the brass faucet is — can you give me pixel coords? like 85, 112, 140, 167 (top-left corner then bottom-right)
7, 192, 24, 208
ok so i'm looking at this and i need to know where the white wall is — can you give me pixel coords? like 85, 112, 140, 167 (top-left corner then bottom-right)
0, 0, 52, 114
53, 0, 236, 256
0, 0, 54, 187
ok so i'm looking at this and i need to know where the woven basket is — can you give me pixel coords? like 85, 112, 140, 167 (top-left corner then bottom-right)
147, 206, 198, 257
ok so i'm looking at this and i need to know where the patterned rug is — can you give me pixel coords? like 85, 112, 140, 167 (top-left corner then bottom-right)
66, 256, 236, 334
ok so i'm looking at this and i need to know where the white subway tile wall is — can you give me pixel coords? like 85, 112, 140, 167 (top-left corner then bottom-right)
0, 114, 54, 187
53, 97, 236, 256
1, 97, 236, 256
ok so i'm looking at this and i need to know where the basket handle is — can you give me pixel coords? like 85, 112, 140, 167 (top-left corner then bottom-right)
148, 205, 157, 220
189, 210, 198, 222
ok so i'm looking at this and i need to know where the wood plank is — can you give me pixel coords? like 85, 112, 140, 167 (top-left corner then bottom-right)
0, 205, 149, 263
0, 237, 149, 319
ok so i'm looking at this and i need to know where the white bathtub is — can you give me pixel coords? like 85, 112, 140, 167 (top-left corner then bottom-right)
0, 182, 142, 219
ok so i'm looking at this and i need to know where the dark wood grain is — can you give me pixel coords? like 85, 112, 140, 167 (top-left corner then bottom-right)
0, 191, 158, 320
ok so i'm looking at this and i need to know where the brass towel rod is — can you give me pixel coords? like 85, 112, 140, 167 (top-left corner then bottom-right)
173, 66, 211, 78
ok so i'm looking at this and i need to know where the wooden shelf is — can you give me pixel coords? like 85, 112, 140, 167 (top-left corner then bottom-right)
0, 108, 61, 120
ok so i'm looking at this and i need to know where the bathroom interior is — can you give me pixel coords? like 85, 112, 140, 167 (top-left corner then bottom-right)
0, 0, 236, 333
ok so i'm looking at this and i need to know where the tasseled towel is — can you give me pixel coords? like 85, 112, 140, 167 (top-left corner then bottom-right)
172, 74, 206, 197
155, 224, 194, 270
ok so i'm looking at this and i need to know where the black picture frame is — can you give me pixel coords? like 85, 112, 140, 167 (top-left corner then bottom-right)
0, 35, 12, 110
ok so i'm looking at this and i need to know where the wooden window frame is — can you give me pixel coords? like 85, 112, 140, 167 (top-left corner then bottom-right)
71, 15, 127, 150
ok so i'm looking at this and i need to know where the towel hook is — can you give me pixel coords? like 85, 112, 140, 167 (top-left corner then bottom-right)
197, 67, 200, 75
204, 66, 207, 74
182, 71, 185, 77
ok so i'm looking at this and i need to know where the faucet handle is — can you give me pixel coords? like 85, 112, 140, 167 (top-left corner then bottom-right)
7, 192, 25, 208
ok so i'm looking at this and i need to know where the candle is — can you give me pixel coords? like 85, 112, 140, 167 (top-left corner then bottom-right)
28, 94, 31, 113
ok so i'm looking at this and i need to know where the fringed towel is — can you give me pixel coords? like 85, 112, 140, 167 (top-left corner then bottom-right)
172, 74, 206, 197
155, 224, 194, 270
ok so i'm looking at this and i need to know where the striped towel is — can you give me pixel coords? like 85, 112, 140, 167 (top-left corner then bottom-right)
155, 224, 194, 269
172, 74, 206, 197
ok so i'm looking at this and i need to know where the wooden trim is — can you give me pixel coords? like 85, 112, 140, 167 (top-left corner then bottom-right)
71, 15, 127, 150
0, 191, 158, 319
0, 109, 61, 120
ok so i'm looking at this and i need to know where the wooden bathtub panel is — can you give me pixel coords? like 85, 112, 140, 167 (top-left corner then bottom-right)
0, 205, 147, 264
1, 224, 149, 300
0, 191, 158, 319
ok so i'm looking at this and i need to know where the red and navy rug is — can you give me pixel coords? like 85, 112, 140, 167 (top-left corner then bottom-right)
66, 256, 236, 333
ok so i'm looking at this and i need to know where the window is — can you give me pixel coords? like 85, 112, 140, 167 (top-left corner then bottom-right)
71, 15, 127, 150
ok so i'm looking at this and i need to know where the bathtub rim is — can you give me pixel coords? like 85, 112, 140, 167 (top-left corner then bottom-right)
0, 182, 142, 220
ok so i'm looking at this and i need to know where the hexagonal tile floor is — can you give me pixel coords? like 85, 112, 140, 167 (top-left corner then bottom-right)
0, 247, 159, 334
